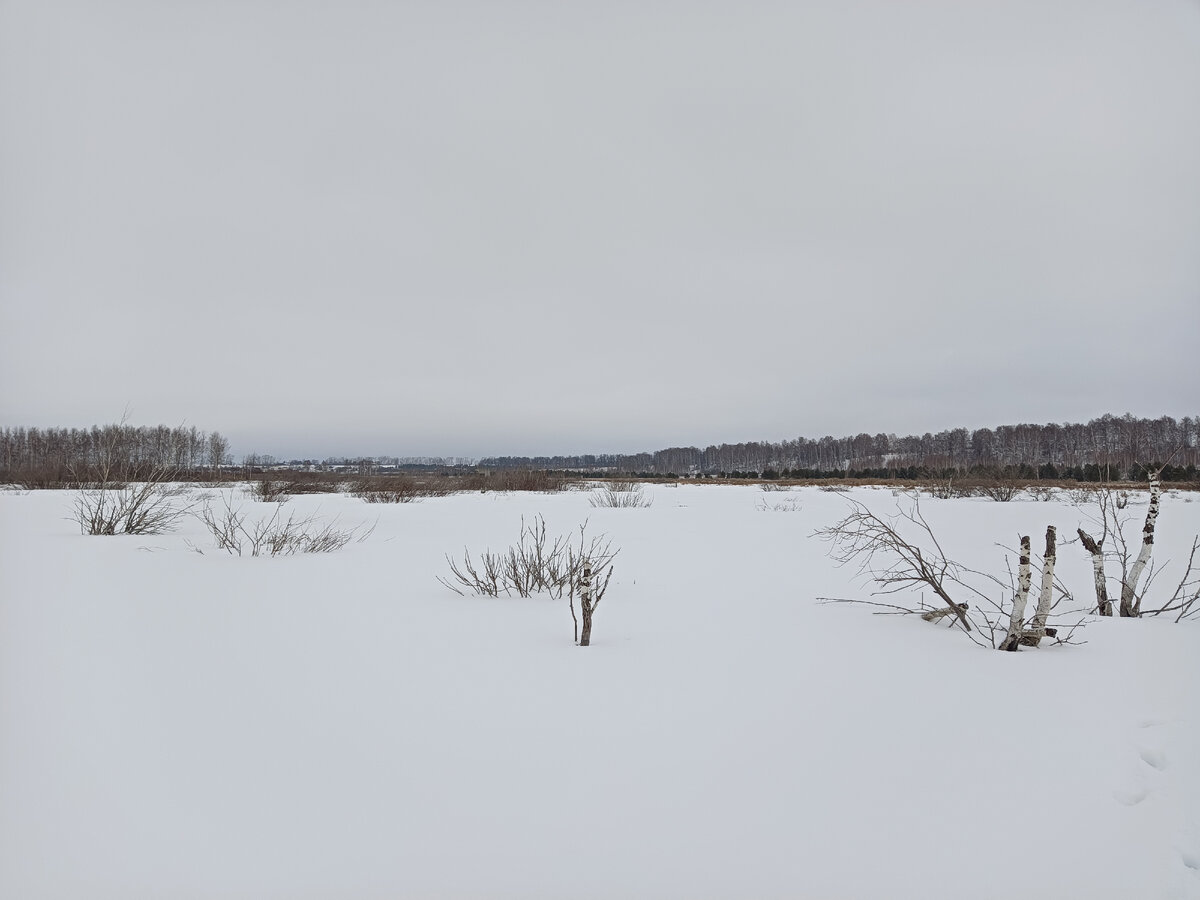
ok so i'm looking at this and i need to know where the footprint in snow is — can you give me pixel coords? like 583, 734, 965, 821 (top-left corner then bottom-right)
1138, 746, 1168, 771
1112, 786, 1148, 807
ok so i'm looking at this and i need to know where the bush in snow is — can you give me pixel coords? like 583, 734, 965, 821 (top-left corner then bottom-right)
439, 514, 618, 646
589, 481, 652, 508
74, 479, 192, 536
197, 492, 373, 556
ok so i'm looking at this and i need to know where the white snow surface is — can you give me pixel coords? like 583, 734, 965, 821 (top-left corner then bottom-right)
2, 484, 1198, 900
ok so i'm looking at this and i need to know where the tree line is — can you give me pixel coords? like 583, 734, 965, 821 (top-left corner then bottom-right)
4, 413, 1197, 485
0, 424, 231, 486
480, 413, 1200, 480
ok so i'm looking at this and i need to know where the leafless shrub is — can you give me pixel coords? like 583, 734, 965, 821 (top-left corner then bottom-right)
460, 469, 568, 493
818, 484, 850, 493
250, 479, 291, 502
16, 469, 90, 490
815, 497, 1082, 649
756, 495, 803, 512
590, 482, 652, 508
974, 480, 1022, 502
816, 497, 979, 637
1141, 536, 1200, 621
438, 515, 617, 604
1066, 486, 1101, 505
921, 476, 959, 500
249, 475, 343, 500
284, 476, 342, 494
349, 475, 454, 503
74, 483, 191, 535
197, 493, 372, 556
1030, 486, 1056, 502
605, 480, 642, 492
760, 482, 791, 492
73, 472, 192, 536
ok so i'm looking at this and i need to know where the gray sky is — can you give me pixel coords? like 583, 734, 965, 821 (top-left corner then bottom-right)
3, 0, 1198, 459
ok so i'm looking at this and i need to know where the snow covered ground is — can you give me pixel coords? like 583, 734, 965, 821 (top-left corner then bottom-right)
2, 483, 1198, 899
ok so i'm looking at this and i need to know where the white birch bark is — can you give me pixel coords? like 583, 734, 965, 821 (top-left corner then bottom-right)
1022, 526, 1057, 646
1000, 535, 1032, 651
1120, 469, 1161, 617
1078, 528, 1111, 616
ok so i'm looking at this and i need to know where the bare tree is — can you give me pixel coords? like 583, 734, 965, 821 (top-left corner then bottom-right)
567, 531, 616, 646
1141, 536, 1200, 621
1119, 468, 1162, 616
571, 562, 613, 646
1023, 526, 1058, 646
1075, 468, 1170, 617
998, 535, 1033, 651
995, 527, 1063, 650
1077, 526, 1111, 616
817, 498, 1076, 650
816, 497, 982, 634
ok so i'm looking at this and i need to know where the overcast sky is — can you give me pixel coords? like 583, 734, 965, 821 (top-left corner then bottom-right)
2, 1, 1198, 459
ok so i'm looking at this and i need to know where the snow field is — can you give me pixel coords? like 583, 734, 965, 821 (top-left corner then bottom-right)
1, 484, 1198, 899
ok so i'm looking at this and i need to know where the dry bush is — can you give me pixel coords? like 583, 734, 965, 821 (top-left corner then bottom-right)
75, 482, 192, 535
250, 479, 291, 502
921, 476, 959, 500
1066, 485, 1101, 505
349, 475, 454, 503
590, 481, 652, 508
973, 480, 1022, 502
279, 476, 342, 494
73, 462, 192, 536
197, 493, 373, 556
756, 495, 803, 512
449, 469, 567, 493
488, 469, 567, 492
439, 514, 616, 601
13, 465, 84, 489
249, 475, 342, 500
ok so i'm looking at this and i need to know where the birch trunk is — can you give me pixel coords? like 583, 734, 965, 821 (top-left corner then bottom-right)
999, 535, 1032, 651
1120, 470, 1161, 617
1078, 528, 1111, 616
1021, 526, 1057, 647
578, 563, 593, 647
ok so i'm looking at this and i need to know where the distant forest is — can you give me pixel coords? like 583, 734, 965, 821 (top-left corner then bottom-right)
0, 424, 230, 485
2, 413, 1198, 485
479, 414, 1200, 481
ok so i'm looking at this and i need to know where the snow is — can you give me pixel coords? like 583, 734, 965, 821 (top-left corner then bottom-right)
2, 484, 1198, 899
